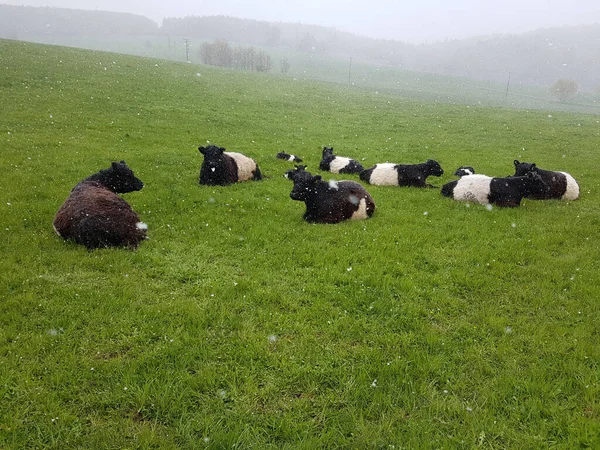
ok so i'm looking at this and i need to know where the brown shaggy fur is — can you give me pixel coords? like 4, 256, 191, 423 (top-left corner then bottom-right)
53, 181, 146, 249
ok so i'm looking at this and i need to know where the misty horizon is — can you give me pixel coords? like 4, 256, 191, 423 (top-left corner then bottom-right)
2, 0, 600, 43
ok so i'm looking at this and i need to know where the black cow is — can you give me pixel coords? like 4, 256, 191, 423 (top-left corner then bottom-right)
276, 152, 303, 163
441, 172, 550, 207
285, 166, 375, 223
199, 145, 262, 185
53, 161, 147, 249
513, 160, 579, 200
454, 166, 476, 177
319, 147, 364, 174
360, 159, 444, 187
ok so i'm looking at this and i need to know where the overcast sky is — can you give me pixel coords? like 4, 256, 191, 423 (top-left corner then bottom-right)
3, 0, 600, 42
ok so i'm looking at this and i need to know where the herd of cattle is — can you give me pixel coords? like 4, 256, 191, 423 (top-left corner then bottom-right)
52, 145, 580, 249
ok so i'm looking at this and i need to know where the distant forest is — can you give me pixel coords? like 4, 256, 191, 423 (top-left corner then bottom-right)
1, 4, 599, 91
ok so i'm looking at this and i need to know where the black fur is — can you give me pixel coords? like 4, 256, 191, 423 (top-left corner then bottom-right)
360, 159, 444, 187
513, 160, 577, 200
489, 173, 550, 206
78, 160, 144, 193
454, 166, 475, 177
53, 161, 146, 249
319, 147, 364, 174
199, 145, 262, 185
276, 152, 303, 163
286, 166, 375, 223
442, 172, 550, 207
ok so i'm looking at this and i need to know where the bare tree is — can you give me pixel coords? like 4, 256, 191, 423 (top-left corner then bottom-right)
280, 57, 291, 74
200, 40, 271, 73
255, 51, 272, 73
551, 79, 578, 102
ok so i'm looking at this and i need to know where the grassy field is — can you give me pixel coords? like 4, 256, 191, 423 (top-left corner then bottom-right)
1, 39, 599, 449
16, 33, 600, 115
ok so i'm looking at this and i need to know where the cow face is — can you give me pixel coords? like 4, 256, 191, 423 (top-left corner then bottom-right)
426, 159, 444, 176
199, 145, 227, 168
290, 172, 321, 201
284, 165, 308, 182
513, 160, 537, 176
525, 171, 550, 197
106, 161, 144, 193
322, 147, 334, 158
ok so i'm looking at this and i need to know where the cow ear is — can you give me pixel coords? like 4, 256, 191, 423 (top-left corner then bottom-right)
530, 163, 536, 170
514, 160, 520, 166
111, 161, 121, 170
198, 146, 206, 154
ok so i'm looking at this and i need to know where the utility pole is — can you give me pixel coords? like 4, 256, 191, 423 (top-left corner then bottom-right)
348, 57, 353, 85
183, 38, 191, 63
504, 72, 512, 101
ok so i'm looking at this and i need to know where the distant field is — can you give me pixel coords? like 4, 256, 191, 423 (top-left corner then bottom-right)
13, 33, 600, 115
1, 39, 599, 449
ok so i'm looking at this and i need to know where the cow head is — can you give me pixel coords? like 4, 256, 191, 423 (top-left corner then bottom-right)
85, 160, 144, 193
322, 147, 334, 158
524, 171, 550, 196
513, 160, 537, 176
290, 170, 321, 201
454, 166, 475, 177
426, 159, 444, 177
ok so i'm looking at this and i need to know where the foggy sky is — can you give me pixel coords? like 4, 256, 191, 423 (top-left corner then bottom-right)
3, 0, 600, 42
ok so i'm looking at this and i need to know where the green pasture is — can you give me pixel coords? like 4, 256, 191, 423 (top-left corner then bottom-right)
16, 33, 600, 115
1, 39, 599, 449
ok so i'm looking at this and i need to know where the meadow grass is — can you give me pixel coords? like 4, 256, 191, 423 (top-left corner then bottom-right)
19, 33, 600, 115
1, 39, 599, 449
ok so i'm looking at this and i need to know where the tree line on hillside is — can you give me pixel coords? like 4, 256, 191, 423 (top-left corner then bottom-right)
2, 5, 599, 94
0, 5, 157, 38
199, 40, 272, 72
161, 16, 600, 93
